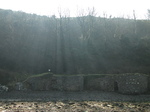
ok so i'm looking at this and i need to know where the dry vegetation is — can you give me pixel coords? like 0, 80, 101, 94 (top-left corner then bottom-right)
0, 101, 150, 112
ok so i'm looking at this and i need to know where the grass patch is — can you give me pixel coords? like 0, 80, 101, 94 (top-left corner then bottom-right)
28, 72, 52, 78
53, 74, 119, 77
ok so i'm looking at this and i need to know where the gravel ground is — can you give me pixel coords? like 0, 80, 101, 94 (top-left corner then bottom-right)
0, 101, 150, 112
0, 91, 150, 112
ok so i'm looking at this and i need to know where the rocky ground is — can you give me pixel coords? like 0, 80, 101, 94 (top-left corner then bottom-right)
0, 91, 150, 112
0, 101, 150, 112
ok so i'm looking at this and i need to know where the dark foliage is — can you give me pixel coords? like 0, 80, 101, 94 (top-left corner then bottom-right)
0, 9, 150, 74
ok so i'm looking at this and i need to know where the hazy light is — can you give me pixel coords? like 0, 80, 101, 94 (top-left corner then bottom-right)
0, 0, 149, 19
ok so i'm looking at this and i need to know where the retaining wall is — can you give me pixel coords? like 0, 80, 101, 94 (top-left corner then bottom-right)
23, 73, 149, 94
115, 73, 148, 94
56, 75, 84, 91
84, 75, 114, 91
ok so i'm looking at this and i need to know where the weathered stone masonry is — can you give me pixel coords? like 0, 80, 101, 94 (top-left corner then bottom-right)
115, 73, 148, 94
23, 73, 149, 94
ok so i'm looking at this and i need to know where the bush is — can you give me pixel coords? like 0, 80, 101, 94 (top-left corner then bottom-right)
0, 69, 31, 85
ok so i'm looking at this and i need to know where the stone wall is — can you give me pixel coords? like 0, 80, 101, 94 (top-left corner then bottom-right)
148, 76, 150, 92
115, 73, 148, 94
22, 73, 150, 94
56, 76, 84, 91
25, 75, 83, 92
84, 75, 114, 91
25, 75, 58, 91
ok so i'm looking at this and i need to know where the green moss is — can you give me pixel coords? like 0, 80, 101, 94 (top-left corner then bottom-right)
22, 72, 53, 82
53, 74, 119, 77
29, 72, 52, 78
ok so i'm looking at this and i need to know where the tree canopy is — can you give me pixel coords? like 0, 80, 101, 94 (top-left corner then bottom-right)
0, 9, 150, 74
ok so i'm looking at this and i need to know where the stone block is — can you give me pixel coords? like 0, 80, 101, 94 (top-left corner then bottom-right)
56, 75, 84, 91
84, 75, 115, 91
25, 74, 57, 91
116, 73, 148, 94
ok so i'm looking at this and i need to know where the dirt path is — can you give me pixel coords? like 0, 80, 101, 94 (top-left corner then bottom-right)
0, 91, 150, 102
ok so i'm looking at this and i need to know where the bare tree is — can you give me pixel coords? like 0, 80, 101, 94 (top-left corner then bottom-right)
147, 9, 150, 20
58, 8, 67, 73
77, 7, 96, 40
133, 10, 137, 35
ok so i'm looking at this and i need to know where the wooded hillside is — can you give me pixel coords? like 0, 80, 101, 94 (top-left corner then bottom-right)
0, 9, 150, 74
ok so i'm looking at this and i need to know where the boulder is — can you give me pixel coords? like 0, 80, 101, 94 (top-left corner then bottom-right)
0, 84, 8, 92
15, 82, 26, 91
116, 73, 148, 94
